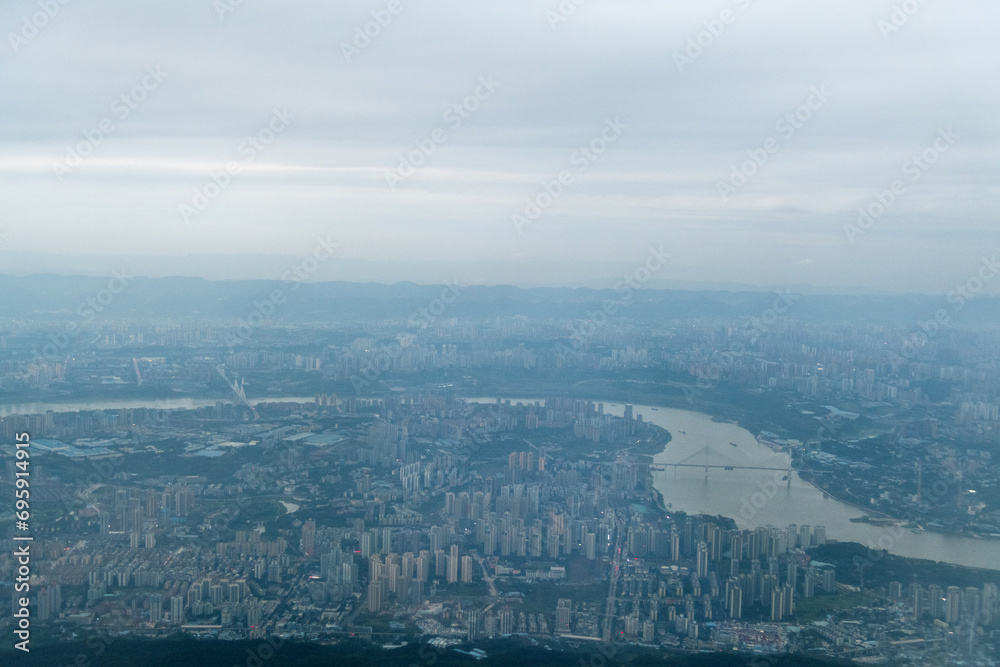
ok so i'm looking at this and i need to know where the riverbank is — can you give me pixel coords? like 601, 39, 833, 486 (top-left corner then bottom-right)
751, 435, 899, 523
794, 468, 898, 521
796, 460, 1000, 542
633, 404, 1000, 570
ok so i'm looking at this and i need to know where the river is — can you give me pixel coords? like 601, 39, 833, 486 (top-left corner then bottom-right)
0, 396, 317, 418
5, 393, 997, 570
466, 397, 1000, 571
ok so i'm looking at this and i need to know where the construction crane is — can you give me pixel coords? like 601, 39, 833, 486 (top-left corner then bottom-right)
217, 365, 259, 421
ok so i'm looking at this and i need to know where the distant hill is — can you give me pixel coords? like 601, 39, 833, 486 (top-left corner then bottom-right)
2, 273, 999, 326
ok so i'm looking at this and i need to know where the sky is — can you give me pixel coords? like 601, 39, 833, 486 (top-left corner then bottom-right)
1, 0, 998, 292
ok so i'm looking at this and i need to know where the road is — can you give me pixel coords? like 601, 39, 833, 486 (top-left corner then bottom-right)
476, 556, 498, 597
602, 514, 626, 641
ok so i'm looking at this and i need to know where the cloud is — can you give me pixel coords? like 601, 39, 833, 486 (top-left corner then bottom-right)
1, 0, 998, 291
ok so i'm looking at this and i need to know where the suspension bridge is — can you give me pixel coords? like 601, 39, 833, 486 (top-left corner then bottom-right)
650, 444, 792, 483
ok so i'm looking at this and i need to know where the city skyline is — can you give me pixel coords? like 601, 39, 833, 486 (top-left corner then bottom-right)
3, 2, 1000, 664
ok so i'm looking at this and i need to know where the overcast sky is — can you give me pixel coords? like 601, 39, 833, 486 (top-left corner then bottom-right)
1, 0, 998, 292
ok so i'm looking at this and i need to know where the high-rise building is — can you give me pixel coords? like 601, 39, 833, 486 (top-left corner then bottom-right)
946, 587, 963, 625
484, 612, 497, 638
402, 551, 415, 579
727, 585, 743, 619
301, 519, 316, 557
642, 619, 655, 642
555, 599, 572, 634
247, 598, 262, 630
416, 552, 430, 581
625, 613, 641, 637
130, 506, 143, 534
585, 531, 596, 560
821, 568, 836, 592
381, 526, 392, 555
964, 587, 981, 624
175, 487, 194, 517
170, 596, 184, 625
770, 587, 784, 621
696, 542, 709, 578
982, 583, 997, 627
37, 586, 59, 623
447, 544, 459, 584
435, 549, 447, 578
343, 562, 357, 591
367, 580, 382, 612
361, 530, 376, 558
149, 594, 163, 623
707, 524, 722, 561
730, 532, 743, 562
782, 582, 795, 616
928, 585, 944, 618
802, 569, 816, 598
461, 555, 474, 583
466, 610, 481, 641
499, 608, 514, 635
912, 587, 925, 620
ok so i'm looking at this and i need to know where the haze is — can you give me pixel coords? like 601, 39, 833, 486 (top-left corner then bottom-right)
1, 0, 998, 292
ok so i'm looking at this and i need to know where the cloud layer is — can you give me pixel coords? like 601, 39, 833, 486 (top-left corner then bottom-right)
1, 0, 998, 292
